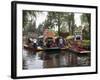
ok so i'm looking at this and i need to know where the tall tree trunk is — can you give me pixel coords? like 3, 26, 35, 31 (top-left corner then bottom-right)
71, 13, 75, 35
58, 14, 61, 36
88, 15, 91, 40
68, 21, 71, 34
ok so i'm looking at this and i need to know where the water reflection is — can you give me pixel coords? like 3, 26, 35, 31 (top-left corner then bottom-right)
23, 49, 90, 69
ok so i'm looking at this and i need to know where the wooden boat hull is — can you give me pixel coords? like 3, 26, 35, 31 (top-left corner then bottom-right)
24, 45, 90, 54
24, 45, 67, 51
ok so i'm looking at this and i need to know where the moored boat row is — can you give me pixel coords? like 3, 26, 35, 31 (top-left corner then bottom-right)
24, 44, 90, 54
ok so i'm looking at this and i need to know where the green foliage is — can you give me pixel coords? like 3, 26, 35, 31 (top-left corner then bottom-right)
82, 40, 90, 47
81, 13, 91, 40
82, 27, 90, 40
55, 31, 59, 36
23, 10, 43, 36
81, 13, 91, 24
23, 10, 36, 28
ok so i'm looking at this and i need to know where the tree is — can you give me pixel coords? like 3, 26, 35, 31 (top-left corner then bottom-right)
43, 12, 75, 36
81, 13, 91, 40
81, 14, 90, 25
23, 10, 36, 28
23, 10, 43, 36
37, 23, 44, 36
65, 13, 75, 35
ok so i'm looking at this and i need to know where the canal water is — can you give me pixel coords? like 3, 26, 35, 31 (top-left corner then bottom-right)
23, 49, 90, 70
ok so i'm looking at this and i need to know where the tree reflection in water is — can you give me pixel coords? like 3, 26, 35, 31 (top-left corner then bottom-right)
23, 49, 90, 70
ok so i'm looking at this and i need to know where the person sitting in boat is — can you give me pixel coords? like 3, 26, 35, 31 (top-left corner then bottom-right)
45, 37, 54, 48
46, 38, 53, 48
38, 39, 44, 47
50, 40, 57, 48
32, 38, 37, 49
27, 37, 33, 47
58, 36, 66, 48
